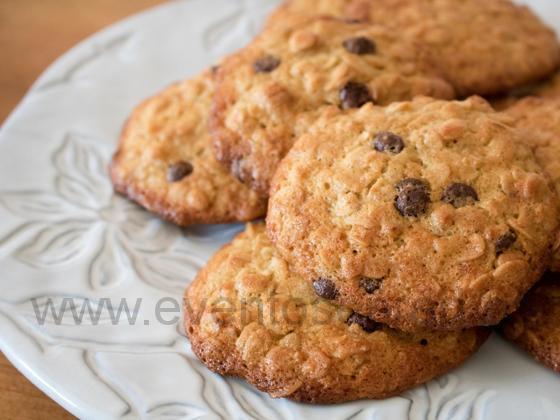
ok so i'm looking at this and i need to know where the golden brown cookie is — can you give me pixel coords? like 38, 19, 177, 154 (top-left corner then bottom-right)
274, 0, 560, 97
211, 15, 454, 195
506, 97, 560, 271
501, 271, 560, 373
110, 71, 267, 226
267, 97, 559, 332
184, 223, 489, 403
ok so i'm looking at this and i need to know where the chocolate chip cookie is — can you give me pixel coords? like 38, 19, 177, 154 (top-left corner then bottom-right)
110, 71, 267, 226
210, 15, 454, 195
184, 224, 489, 403
501, 271, 560, 373
267, 97, 559, 332
275, 0, 560, 96
506, 97, 560, 272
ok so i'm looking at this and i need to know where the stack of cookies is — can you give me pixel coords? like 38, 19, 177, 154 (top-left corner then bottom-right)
111, 0, 560, 403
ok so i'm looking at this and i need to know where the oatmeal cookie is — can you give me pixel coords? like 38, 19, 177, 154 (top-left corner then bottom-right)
267, 97, 558, 332
110, 70, 266, 226
211, 15, 454, 195
274, 0, 560, 96
184, 224, 489, 403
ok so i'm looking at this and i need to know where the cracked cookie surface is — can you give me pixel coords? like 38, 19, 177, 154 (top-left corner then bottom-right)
110, 70, 266, 226
501, 272, 560, 373
184, 224, 489, 403
267, 97, 558, 332
210, 15, 454, 195
506, 97, 560, 271
274, 0, 560, 96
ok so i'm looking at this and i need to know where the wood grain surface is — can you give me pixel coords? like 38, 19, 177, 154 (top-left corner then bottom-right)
0, 0, 165, 123
0, 1, 165, 418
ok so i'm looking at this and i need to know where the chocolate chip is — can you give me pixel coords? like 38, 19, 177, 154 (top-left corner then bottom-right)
373, 131, 405, 154
420, 339, 428, 346
343, 18, 364, 24
347, 312, 381, 333
495, 229, 517, 255
339, 81, 372, 109
441, 183, 479, 208
312, 278, 338, 300
343, 37, 376, 55
253, 55, 280, 73
394, 178, 431, 217
359, 277, 381, 294
167, 161, 193, 182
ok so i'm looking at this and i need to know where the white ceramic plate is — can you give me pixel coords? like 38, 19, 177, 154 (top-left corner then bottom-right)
0, 1, 559, 418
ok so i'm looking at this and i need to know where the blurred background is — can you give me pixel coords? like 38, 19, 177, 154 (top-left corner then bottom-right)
0, 0, 165, 124
0, 2, 165, 416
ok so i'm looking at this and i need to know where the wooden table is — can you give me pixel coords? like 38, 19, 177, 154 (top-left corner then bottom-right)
0, 1, 165, 417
